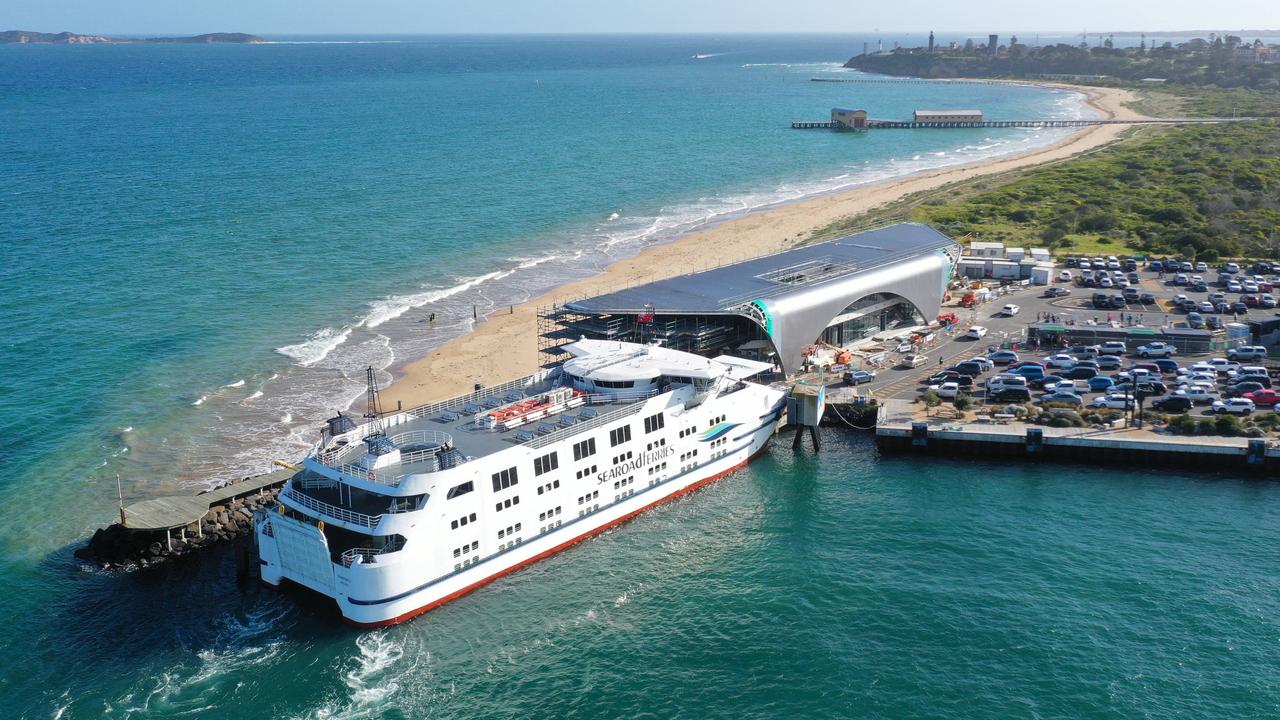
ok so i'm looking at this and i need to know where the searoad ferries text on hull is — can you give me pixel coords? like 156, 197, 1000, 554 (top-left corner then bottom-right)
256, 340, 787, 626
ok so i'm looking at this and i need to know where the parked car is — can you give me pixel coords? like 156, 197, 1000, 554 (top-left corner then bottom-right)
1224, 262, 1241, 273
1206, 358, 1239, 374
1057, 270, 1072, 282
1244, 389, 1280, 407
1030, 374, 1066, 390
1044, 287, 1071, 298
1230, 302, 1249, 315
845, 370, 876, 385
1173, 386, 1220, 404
1065, 365, 1099, 380
1229, 365, 1271, 382
928, 371, 974, 388
1136, 342, 1176, 358
1196, 261, 1208, 272
1227, 381, 1268, 397
1095, 355, 1123, 370
965, 326, 988, 339
1197, 301, 1215, 313
952, 361, 986, 376
1148, 260, 1164, 272
1067, 345, 1102, 359
1227, 345, 1269, 361
1044, 354, 1078, 370
1100, 341, 1128, 355
1124, 288, 1141, 302
1153, 395, 1193, 412
1091, 393, 1135, 410
928, 382, 962, 399
1010, 364, 1047, 380
1186, 312, 1206, 329
1153, 358, 1180, 374
991, 387, 1032, 403
1088, 375, 1116, 392
999, 304, 1020, 317
987, 350, 1019, 365
987, 374, 1028, 391
1040, 392, 1083, 407
1211, 398, 1256, 415
1207, 316, 1223, 330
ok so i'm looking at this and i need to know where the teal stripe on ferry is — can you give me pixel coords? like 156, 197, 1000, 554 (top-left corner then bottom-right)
698, 422, 740, 442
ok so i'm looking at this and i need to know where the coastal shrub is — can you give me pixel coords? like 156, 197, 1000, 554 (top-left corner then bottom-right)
1047, 409, 1085, 428
1246, 427, 1266, 438
1165, 414, 1197, 434
952, 394, 973, 412
1254, 412, 1280, 430
1196, 419, 1217, 435
1214, 415, 1245, 437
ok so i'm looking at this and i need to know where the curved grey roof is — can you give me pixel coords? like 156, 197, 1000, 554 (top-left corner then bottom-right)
567, 223, 960, 373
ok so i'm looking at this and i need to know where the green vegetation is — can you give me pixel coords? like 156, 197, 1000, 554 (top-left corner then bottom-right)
1127, 86, 1280, 119
914, 122, 1280, 259
818, 121, 1280, 261
847, 36, 1280, 99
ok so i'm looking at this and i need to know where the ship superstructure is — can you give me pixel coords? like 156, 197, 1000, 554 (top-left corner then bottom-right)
256, 340, 786, 626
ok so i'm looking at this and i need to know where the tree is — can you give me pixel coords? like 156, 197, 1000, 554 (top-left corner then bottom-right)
922, 389, 941, 416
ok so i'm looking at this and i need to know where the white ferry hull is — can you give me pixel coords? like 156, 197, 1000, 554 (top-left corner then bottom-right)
257, 340, 786, 626
258, 415, 777, 626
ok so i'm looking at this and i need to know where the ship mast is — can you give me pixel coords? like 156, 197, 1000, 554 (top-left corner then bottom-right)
362, 366, 394, 456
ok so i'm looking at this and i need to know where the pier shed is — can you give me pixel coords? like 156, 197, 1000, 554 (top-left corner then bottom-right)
831, 108, 868, 130
914, 109, 983, 124
539, 223, 962, 376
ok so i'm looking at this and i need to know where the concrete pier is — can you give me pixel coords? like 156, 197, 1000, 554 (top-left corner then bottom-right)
874, 399, 1280, 470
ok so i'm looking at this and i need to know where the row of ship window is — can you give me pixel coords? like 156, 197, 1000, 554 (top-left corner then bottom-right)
450, 512, 478, 530
448, 413, 669, 503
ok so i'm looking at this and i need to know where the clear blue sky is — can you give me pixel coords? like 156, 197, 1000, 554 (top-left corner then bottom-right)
6, 0, 1279, 36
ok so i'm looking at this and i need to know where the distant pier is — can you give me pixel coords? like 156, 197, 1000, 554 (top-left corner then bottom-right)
792, 117, 1262, 131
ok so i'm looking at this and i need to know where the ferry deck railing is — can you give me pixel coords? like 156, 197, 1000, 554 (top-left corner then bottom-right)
282, 485, 390, 529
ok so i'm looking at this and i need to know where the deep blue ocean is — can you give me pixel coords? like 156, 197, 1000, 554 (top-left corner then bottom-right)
2, 35, 1277, 719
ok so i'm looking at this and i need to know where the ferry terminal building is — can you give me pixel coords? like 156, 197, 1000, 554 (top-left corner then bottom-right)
537, 223, 962, 376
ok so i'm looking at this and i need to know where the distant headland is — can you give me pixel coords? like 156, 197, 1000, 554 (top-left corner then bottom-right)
0, 30, 266, 44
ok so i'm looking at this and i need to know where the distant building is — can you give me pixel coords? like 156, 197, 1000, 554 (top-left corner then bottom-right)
831, 108, 868, 130
988, 34, 999, 56
914, 109, 984, 124
969, 241, 1005, 258
928, 31, 935, 53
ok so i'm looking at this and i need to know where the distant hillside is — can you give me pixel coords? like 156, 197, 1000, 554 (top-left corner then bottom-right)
0, 30, 266, 44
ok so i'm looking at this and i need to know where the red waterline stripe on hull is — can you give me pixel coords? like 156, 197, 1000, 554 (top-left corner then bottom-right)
346, 444, 769, 629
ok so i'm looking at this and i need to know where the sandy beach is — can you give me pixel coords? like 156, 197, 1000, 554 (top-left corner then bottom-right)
381, 84, 1145, 409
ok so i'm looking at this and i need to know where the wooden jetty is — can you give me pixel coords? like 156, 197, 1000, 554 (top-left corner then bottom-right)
76, 465, 298, 568
122, 465, 294, 534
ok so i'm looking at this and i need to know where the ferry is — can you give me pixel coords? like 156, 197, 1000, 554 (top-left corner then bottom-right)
256, 339, 787, 626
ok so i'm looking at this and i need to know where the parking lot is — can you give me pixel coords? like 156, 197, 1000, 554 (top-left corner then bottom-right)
848, 257, 1280, 419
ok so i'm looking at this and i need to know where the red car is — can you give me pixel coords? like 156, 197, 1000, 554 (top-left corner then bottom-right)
1244, 389, 1280, 407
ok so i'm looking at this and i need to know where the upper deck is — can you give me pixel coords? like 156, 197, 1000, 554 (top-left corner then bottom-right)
304, 370, 656, 490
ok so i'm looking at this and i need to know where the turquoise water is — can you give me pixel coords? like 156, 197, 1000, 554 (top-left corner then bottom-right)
5, 35, 1276, 718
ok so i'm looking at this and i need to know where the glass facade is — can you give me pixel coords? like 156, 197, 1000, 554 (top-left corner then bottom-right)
820, 293, 924, 346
